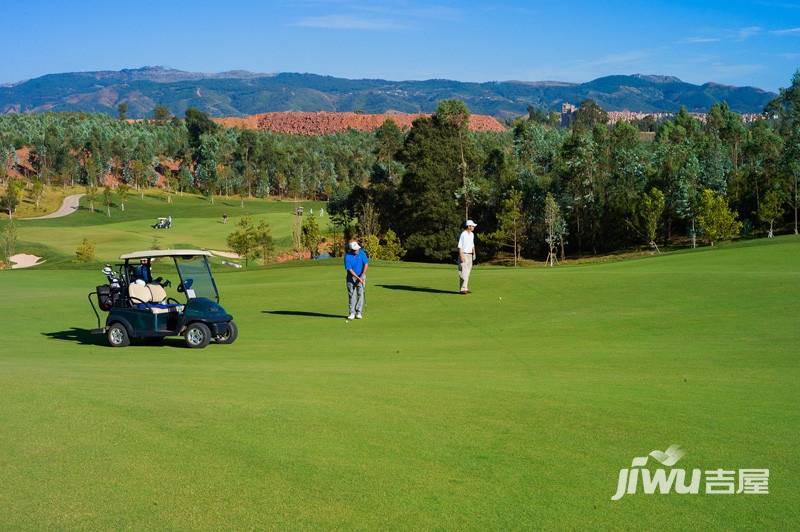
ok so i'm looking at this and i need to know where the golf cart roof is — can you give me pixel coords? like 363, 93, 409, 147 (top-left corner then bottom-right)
119, 249, 213, 260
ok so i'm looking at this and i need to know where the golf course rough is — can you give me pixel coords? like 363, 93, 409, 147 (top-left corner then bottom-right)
0, 236, 797, 529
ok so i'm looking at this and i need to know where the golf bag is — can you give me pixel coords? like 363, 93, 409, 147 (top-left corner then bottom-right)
96, 284, 115, 311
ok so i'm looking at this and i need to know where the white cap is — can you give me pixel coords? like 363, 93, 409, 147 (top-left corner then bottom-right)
466, 219, 477, 227
349, 241, 361, 251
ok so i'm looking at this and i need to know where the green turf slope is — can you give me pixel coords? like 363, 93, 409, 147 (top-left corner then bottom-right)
0, 237, 797, 529
7, 192, 325, 264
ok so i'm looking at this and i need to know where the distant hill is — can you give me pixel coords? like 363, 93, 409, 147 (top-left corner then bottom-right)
0, 66, 776, 119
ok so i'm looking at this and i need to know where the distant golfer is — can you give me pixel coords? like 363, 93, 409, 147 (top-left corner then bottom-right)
458, 220, 477, 294
345, 240, 369, 320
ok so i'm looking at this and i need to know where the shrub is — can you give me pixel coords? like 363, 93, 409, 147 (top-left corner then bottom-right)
75, 238, 96, 262
379, 230, 405, 261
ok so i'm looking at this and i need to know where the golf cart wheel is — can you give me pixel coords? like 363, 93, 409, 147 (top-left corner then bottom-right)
184, 322, 211, 349
107, 323, 130, 348
215, 321, 238, 344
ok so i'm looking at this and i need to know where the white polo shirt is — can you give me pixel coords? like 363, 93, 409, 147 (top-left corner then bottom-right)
458, 230, 475, 254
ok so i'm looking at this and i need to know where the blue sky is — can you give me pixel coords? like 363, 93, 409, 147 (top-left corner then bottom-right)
2, 0, 799, 90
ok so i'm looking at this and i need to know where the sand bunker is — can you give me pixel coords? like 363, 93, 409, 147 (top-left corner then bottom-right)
210, 250, 242, 259
10, 254, 45, 269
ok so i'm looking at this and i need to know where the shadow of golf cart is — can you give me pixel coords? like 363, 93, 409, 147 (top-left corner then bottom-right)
89, 249, 237, 348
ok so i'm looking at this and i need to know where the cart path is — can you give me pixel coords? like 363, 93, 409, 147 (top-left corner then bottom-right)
23, 193, 85, 219
10, 254, 45, 269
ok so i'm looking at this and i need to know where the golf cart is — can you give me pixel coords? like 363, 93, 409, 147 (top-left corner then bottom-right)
88, 250, 237, 348
152, 216, 172, 229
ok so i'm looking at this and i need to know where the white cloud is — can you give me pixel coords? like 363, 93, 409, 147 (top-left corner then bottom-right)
772, 27, 800, 35
293, 14, 407, 30
680, 36, 722, 44
736, 26, 762, 40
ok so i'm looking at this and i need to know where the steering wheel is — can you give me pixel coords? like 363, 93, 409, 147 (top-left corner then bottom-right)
177, 278, 193, 293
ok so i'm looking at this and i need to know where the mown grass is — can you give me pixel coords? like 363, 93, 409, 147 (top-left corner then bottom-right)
3, 190, 327, 265
0, 235, 797, 529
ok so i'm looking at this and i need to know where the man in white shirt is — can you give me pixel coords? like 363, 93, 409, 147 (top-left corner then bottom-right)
458, 220, 477, 294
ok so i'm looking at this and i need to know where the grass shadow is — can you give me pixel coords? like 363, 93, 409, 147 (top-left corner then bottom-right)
43, 328, 107, 346
376, 284, 458, 295
263, 310, 343, 319
43, 328, 185, 347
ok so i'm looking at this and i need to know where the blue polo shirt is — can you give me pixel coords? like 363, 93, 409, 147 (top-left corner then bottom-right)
135, 264, 153, 283
344, 250, 368, 281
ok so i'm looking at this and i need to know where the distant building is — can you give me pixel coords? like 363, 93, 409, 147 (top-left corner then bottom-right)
559, 102, 767, 128
560, 103, 578, 127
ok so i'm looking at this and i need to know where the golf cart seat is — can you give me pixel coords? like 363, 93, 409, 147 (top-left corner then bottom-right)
128, 283, 184, 314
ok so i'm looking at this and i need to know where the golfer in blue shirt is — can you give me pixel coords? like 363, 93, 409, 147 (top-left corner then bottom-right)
344, 240, 369, 320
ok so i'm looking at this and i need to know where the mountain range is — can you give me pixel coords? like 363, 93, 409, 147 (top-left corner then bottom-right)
0, 66, 776, 119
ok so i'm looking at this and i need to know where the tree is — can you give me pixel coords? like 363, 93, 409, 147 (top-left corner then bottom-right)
196, 134, 219, 204
784, 124, 800, 235
301, 211, 322, 258
396, 110, 474, 261
178, 166, 193, 196
758, 189, 784, 238
85, 182, 98, 213
226, 217, 258, 267
375, 119, 404, 163
560, 128, 599, 253
636, 187, 666, 253
103, 186, 114, 217
543, 192, 566, 267
254, 220, 275, 264
327, 194, 353, 257
291, 209, 303, 257
357, 201, 380, 239
697, 189, 742, 246
117, 183, 129, 212
375, 119, 405, 183
153, 105, 171, 122
1, 220, 16, 267
767, 69, 800, 233
527, 105, 559, 126
117, 102, 128, 121
129, 159, 148, 199
575, 99, 609, 130
185, 108, 218, 158
75, 238, 95, 262
488, 188, 526, 266
437, 100, 472, 219
1, 178, 22, 219
28, 180, 45, 209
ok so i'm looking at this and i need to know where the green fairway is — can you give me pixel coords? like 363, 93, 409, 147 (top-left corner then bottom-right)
0, 237, 798, 529
8, 191, 326, 264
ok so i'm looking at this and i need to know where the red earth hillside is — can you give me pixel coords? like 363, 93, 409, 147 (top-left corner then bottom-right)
214, 112, 506, 135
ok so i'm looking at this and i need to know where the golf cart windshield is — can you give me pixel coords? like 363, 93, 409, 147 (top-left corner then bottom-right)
174, 256, 218, 301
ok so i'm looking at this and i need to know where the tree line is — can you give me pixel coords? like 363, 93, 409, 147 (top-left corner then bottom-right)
2, 70, 799, 263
